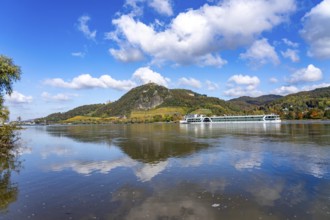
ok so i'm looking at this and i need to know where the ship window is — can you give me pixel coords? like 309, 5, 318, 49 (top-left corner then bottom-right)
203, 118, 211, 122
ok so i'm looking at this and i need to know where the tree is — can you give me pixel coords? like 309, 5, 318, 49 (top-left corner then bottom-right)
0, 55, 22, 211
0, 55, 21, 97
0, 55, 22, 147
324, 109, 330, 119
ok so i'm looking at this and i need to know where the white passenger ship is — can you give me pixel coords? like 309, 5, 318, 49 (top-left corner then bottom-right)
180, 114, 281, 124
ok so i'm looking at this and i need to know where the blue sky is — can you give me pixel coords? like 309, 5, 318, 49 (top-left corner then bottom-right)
1, 0, 330, 120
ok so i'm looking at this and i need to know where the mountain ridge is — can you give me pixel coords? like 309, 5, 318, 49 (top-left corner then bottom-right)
38, 83, 330, 123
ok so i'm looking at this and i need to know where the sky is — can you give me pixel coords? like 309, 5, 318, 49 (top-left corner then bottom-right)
1, 0, 330, 120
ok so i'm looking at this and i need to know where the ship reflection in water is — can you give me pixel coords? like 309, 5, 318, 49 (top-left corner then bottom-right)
1, 122, 330, 220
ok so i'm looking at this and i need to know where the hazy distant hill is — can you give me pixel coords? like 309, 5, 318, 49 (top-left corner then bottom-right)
228, 95, 283, 111
39, 84, 330, 123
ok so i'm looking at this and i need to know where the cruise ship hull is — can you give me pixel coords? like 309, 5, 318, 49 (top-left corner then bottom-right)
180, 114, 281, 124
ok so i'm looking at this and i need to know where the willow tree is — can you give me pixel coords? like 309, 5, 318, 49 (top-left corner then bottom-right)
0, 55, 21, 147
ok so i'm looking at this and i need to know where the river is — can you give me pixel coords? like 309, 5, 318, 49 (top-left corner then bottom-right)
1, 121, 330, 219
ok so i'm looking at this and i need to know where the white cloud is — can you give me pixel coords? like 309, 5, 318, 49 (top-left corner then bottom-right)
225, 74, 262, 97
5, 91, 33, 104
178, 77, 202, 89
228, 74, 260, 88
41, 92, 77, 102
300, 0, 330, 59
282, 38, 299, 48
149, 0, 173, 16
224, 87, 263, 97
205, 80, 219, 91
109, 46, 144, 62
71, 52, 85, 58
272, 83, 330, 96
132, 67, 170, 87
269, 77, 279, 83
281, 49, 299, 62
109, 0, 295, 66
302, 83, 330, 91
44, 74, 136, 91
240, 38, 280, 66
196, 54, 227, 67
124, 0, 173, 16
124, 0, 144, 16
288, 64, 322, 83
272, 85, 299, 95
78, 15, 96, 40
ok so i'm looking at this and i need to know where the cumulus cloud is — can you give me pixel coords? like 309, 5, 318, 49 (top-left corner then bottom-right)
228, 74, 260, 88
5, 91, 33, 104
300, 0, 330, 59
132, 67, 170, 87
240, 38, 280, 66
178, 77, 202, 89
272, 85, 299, 95
78, 15, 96, 40
109, 46, 144, 62
281, 49, 299, 62
109, 0, 295, 66
288, 64, 322, 83
41, 92, 78, 102
44, 74, 136, 91
149, 0, 173, 16
225, 74, 262, 97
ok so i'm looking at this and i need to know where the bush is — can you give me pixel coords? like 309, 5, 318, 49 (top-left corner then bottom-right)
0, 124, 20, 150
324, 109, 330, 119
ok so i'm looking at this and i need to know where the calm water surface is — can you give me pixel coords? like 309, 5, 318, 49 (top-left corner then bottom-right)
1, 121, 330, 219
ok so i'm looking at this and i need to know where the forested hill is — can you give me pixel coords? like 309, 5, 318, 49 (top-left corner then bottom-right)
264, 86, 330, 119
228, 95, 283, 111
38, 84, 330, 123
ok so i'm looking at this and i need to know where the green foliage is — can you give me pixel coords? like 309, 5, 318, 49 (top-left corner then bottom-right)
0, 55, 21, 96
0, 55, 21, 148
0, 105, 19, 149
228, 95, 283, 112
39, 104, 105, 123
0, 124, 21, 211
93, 83, 172, 117
324, 109, 330, 119
0, 55, 21, 211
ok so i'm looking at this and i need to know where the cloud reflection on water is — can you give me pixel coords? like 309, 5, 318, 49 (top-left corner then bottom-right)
51, 157, 169, 182
6, 123, 330, 220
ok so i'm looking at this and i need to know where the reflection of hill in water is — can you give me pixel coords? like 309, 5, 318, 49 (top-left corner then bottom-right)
45, 124, 211, 163
45, 125, 117, 144
44, 122, 330, 164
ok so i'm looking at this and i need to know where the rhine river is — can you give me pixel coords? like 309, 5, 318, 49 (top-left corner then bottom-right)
1, 121, 330, 220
